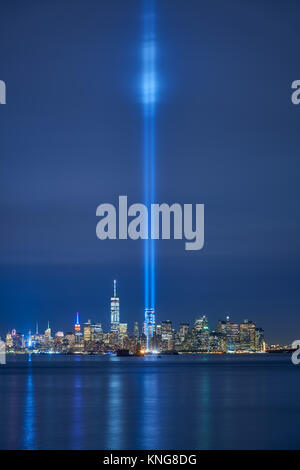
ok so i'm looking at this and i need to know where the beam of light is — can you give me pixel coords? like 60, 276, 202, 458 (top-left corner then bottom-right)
142, 0, 157, 350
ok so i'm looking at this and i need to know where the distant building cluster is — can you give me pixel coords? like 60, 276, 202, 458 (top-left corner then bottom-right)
3, 280, 267, 355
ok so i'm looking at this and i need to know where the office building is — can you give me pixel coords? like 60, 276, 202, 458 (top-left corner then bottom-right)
111, 280, 120, 335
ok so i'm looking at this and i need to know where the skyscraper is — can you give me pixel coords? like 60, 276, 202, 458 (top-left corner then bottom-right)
45, 321, 51, 340
119, 323, 128, 347
93, 323, 103, 342
74, 313, 82, 344
225, 316, 239, 352
83, 319, 92, 342
255, 327, 265, 352
159, 320, 173, 351
75, 312, 81, 333
5, 332, 13, 348
179, 323, 189, 342
110, 279, 120, 335
193, 316, 210, 351
240, 320, 256, 351
144, 308, 156, 351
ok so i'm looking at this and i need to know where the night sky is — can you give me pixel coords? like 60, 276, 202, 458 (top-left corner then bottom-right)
1, 0, 300, 343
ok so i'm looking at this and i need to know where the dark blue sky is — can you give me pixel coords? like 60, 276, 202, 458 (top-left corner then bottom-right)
1, 0, 300, 343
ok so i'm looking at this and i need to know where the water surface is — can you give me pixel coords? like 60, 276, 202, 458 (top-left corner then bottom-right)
0, 354, 298, 449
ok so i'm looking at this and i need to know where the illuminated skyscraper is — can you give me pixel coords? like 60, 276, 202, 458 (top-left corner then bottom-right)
217, 319, 227, 352
179, 323, 189, 343
240, 319, 256, 351
119, 323, 128, 346
75, 312, 82, 344
160, 320, 173, 350
225, 316, 239, 352
83, 320, 92, 342
45, 321, 51, 340
111, 279, 120, 335
144, 308, 156, 350
13, 333, 25, 350
75, 312, 81, 333
193, 316, 210, 351
255, 327, 265, 352
6, 332, 13, 348
93, 323, 103, 342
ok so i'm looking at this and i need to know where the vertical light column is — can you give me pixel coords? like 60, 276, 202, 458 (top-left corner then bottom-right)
142, 0, 157, 350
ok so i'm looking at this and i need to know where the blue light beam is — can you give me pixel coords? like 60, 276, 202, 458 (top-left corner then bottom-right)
142, 0, 157, 350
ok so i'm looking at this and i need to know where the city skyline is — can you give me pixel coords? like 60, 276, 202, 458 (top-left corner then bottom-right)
3, 311, 268, 355
0, 278, 275, 350
0, 274, 295, 346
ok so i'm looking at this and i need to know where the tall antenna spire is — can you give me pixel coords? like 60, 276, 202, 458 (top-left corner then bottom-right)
76, 312, 79, 324
47, 320, 50, 330
36, 322, 39, 335
114, 279, 117, 298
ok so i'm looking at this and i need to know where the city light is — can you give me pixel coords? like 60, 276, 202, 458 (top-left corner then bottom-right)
1, 280, 270, 356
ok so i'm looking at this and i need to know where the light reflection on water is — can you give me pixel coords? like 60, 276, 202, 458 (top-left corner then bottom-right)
72, 375, 83, 449
107, 373, 123, 449
22, 355, 36, 449
198, 372, 211, 449
0, 354, 299, 450
141, 368, 159, 449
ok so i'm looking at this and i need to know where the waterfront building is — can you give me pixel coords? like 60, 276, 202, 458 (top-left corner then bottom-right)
119, 323, 128, 347
225, 316, 240, 352
155, 323, 162, 337
255, 327, 265, 352
83, 320, 92, 342
65, 332, 75, 344
193, 316, 210, 351
12, 333, 25, 350
5, 332, 13, 349
45, 321, 51, 340
209, 330, 220, 352
240, 320, 256, 351
179, 323, 189, 343
93, 323, 103, 342
160, 320, 173, 350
